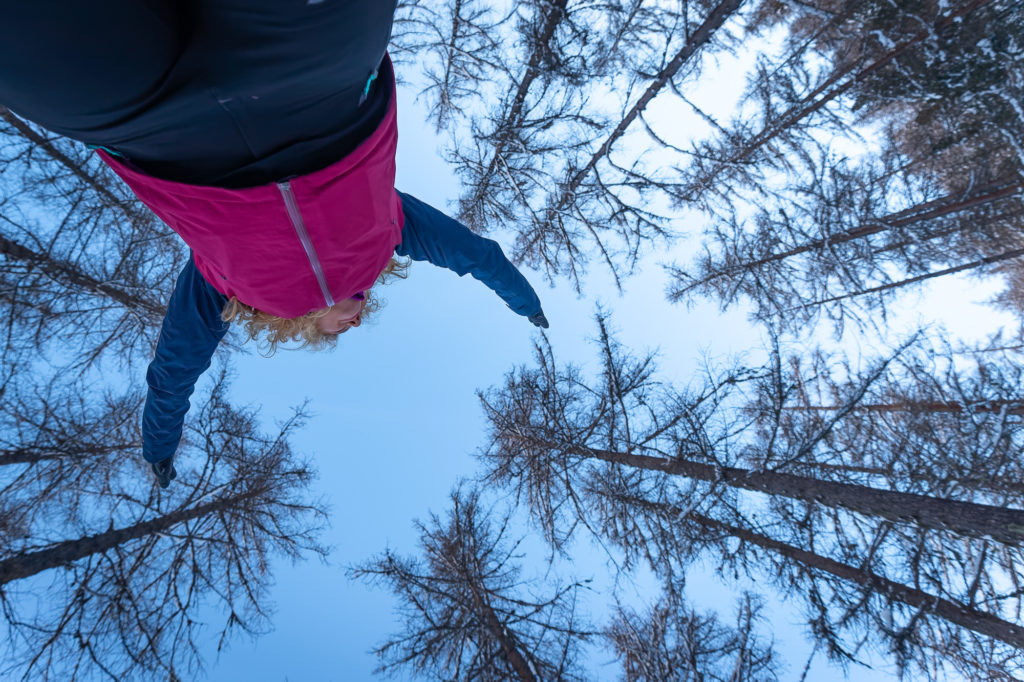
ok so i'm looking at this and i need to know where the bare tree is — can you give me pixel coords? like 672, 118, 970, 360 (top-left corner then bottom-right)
0, 226, 168, 369
389, 1, 718, 289
352, 485, 593, 681
661, 0, 1022, 331
481, 321, 1024, 544
0, 109, 184, 371
675, 0, 1000, 209
597, 491, 1024, 678
511, 0, 746, 290
606, 590, 779, 681
0, 107, 160, 232
452, 0, 587, 233
437, 1, 748, 290
476, 315, 1024, 678
667, 152, 1024, 331
0, 365, 328, 682
770, 339, 1024, 503
389, 0, 512, 132
0, 376, 143, 552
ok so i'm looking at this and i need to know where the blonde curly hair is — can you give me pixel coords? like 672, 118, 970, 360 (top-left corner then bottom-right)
221, 257, 409, 354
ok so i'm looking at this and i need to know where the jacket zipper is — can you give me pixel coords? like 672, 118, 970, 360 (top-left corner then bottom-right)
277, 181, 335, 308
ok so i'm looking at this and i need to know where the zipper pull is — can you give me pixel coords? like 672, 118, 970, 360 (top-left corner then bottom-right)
359, 67, 379, 106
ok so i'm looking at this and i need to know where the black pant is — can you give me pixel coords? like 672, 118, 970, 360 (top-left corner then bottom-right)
0, 0, 396, 186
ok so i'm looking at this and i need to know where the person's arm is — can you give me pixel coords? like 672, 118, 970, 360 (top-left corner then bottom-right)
395, 191, 548, 326
143, 254, 229, 474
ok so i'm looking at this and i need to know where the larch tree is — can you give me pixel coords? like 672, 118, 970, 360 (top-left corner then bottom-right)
449, 0, 611, 234
0, 222, 169, 370
666, 0, 1023, 331
595, 491, 1024, 681
352, 485, 593, 682
606, 590, 779, 682
476, 315, 1024, 679
389, 0, 512, 133
518, 0, 746, 291
771, 338, 1024, 503
668, 148, 1024, 332
0, 365, 328, 682
675, 0, 1005, 209
400, 0, 744, 289
0, 108, 185, 372
0, 376, 143, 552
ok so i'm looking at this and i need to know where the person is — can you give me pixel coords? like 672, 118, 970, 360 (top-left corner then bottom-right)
0, 0, 548, 488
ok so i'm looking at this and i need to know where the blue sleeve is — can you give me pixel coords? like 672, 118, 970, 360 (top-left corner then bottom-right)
394, 191, 542, 317
142, 254, 229, 463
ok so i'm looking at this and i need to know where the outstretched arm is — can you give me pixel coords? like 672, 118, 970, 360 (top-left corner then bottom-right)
143, 254, 229, 483
395, 191, 548, 327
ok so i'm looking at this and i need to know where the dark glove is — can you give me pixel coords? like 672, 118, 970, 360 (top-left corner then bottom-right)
528, 310, 550, 329
151, 457, 177, 489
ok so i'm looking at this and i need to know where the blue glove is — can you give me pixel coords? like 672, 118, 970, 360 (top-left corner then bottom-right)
528, 310, 550, 329
151, 457, 177, 489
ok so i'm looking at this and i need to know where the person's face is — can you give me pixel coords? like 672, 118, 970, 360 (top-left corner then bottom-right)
316, 295, 367, 335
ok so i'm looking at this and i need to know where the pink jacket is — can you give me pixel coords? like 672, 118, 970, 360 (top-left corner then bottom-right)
98, 63, 403, 319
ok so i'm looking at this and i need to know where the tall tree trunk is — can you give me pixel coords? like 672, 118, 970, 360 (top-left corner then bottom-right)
789, 459, 1024, 500
796, 245, 1024, 311
775, 460, 888, 477
466, 581, 538, 682
0, 491, 258, 585
556, 442, 1024, 544
619, 493, 1024, 648
0, 233, 165, 319
458, 0, 569, 227
693, 176, 1024, 288
0, 443, 135, 467
682, 0, 995, 202
785, 400, 1024, 416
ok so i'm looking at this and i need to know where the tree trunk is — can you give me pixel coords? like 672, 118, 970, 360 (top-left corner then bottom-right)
705, 514, 1024, 648
620, 494, 1024, 648
694, 176, 1024, 287
774, 460, 888, 477
561, 443, 1024, 544
466, 581, 538, 682
785, 400, 1024, 416
0, 442, 137, 467
776, 459, 1024, 500
0, 491, 258, 585
797, 245, 1024, 311
0, 233, 165, 319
